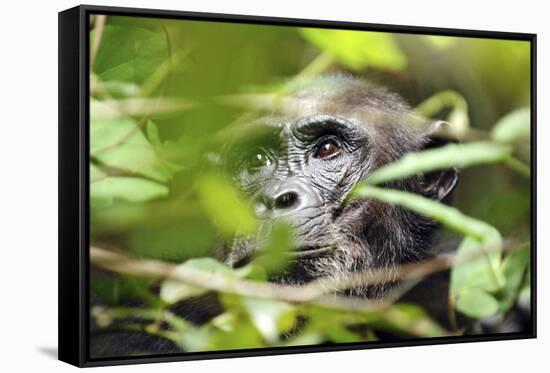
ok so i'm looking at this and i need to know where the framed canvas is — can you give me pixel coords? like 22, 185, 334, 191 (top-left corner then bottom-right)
58, 4, 537, 367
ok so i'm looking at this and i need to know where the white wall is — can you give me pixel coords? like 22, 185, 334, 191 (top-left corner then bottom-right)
0, 0, 546, 371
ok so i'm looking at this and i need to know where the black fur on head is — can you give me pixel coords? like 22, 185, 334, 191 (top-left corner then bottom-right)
222, 74, 458, 298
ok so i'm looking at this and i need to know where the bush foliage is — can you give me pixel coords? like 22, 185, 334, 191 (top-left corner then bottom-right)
89, 15, 531, 354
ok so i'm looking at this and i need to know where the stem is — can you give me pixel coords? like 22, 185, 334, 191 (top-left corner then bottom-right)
298, 52, 336, 79
90, 242, 526, 311
504, 156, 531, 178
90, 15, 107, 69
447, 295, 459, 333
121, 324, 179, 343
506, 258, 530, 311
106, 307, 190, 332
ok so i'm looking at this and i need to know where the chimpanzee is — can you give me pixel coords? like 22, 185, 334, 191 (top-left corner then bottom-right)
223, 74, 458, 298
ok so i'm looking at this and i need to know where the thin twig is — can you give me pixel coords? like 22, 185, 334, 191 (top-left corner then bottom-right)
297, 52, 336, 79
504, 156, 531, 178
90, 240, 525, 310
90, 15, 107, 69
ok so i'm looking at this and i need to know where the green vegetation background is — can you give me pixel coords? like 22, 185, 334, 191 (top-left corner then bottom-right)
89, 15, 531, 355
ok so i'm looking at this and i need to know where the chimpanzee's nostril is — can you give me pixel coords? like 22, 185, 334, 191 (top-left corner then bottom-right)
252, 179, 318, 218
274, 191, 299, 210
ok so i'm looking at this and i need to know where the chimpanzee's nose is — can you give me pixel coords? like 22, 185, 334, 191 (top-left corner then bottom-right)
253, 179, 316, 219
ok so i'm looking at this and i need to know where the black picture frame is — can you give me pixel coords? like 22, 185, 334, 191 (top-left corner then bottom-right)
58, 4, 537, 367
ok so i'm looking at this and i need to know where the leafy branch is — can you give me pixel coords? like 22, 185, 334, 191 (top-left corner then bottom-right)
90, 240, 524, 312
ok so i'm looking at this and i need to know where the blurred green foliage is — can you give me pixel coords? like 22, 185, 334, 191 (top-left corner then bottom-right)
89, 14, 531, 355
300, 28, 407, 71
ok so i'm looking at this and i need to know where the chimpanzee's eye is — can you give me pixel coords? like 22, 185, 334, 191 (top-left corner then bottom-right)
247, 150, 272, 172
314, 139, 341, 159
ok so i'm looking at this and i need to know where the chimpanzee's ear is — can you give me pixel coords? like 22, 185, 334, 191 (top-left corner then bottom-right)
421, 121, 459, 202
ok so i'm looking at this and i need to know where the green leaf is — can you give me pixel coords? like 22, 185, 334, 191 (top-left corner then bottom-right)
160, 258, 233, 303
160, 280, 206, 303
323, 324, 364, 343
98, 144, 170, 182
90, 102, 141, 152
174, 325, 212, 352
425, 35, 456, 49
159, 258, 264, 304
455, 288, 499, 319
91, 177, 168, 205
300, 28, 407, 71
282, 330, 325, 346
499, 246, 530, 311
207, 317, 264, 350
366, 142, 511, 185
241, 297, 296, 343
90, 276, 162, 307
91, 76, 141, 98
519, 284, 531, 305
253, 222, 294, 275
210, 312, 238, 332
146, 120, 162, 148
415, 91, 469, 138
377, 303, 449, 337
196, 172, 256, 236
128, 222, 216, 261
354, 186, 503, 246
492, 107, 531, 143
305, 306, 365, 342
92, 24, 168, 84
91, 101, 173, 183
234, 264, 268, 281
450, 237, 503, 296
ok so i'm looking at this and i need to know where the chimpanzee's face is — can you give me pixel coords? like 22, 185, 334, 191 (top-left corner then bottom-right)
223, 76, 457, 289
229, 114, 370, 255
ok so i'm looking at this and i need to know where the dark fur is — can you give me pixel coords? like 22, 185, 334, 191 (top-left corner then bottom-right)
225, 75, 457, 298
